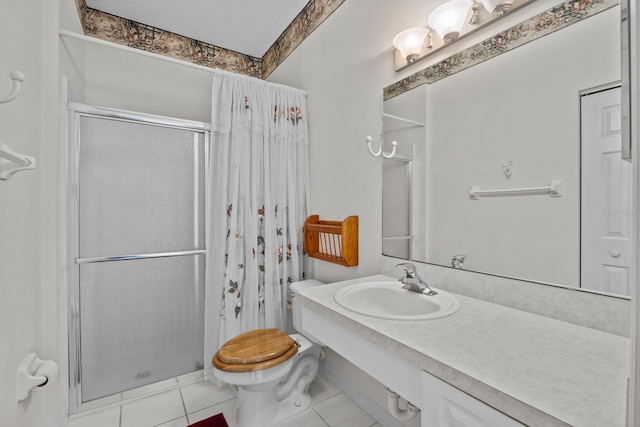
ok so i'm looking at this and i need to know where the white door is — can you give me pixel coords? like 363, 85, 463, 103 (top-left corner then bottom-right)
581, 87, 633, 296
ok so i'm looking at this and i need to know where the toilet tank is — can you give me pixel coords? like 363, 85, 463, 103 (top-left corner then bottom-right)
290, 279, 324, 343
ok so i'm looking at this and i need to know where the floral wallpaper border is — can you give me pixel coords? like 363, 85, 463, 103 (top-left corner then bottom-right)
261, 0, 346, 78
74, 0, 261, 78
383, 0, 619, 100
72, 0, 345, 79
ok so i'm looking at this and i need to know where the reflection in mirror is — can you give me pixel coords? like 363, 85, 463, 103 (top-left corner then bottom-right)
383, 86, 426, 261
382, 3, 633, 297
383, 156, 413, 260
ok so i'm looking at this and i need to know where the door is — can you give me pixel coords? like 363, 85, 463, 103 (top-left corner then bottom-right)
69, 107, 208, 409
581, 86, 633, 295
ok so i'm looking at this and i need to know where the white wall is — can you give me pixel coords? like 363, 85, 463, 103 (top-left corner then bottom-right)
1, 0, 68, 426
81, 45, 213, 122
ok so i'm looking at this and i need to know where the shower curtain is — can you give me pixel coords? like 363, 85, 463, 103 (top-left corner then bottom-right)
204, 72, 310, 378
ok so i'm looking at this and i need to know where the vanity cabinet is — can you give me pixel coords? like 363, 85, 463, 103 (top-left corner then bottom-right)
421, 371, 525, 427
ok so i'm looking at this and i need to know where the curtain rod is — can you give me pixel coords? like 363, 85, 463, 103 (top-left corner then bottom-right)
58, 30, 308, 95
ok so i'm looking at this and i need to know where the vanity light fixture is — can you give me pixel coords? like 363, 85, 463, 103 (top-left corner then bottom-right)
428, 0, 473, 43
392, 27, 430, 63
392, 0, 533, 71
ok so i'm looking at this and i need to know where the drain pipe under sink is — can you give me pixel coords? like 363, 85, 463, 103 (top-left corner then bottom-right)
385, 388, 420, 421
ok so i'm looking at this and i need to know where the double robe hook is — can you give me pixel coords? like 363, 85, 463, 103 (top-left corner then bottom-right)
366, 136, 397, 159
0, 70, 35, 181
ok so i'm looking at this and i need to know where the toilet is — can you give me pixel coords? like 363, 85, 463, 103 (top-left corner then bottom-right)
212, 279, 324, 427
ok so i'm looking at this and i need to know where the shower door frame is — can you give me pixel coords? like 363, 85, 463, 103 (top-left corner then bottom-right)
66, 102, 210, 414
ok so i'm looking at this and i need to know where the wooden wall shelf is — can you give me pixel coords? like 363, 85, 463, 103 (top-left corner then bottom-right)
304, 215, 358, 267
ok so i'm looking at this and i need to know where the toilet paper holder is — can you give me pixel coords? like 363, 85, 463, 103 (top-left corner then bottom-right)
16, 353, 58, 402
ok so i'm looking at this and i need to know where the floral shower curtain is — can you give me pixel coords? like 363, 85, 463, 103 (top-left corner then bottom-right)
204, 72, 310, 378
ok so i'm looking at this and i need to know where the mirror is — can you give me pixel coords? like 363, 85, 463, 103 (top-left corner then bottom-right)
382, 1, 633, 297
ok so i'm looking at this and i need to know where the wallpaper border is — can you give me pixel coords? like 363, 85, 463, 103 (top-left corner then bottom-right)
72, 0, 346, 79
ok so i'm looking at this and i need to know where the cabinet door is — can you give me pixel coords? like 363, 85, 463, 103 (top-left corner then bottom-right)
421, 371, 525, 427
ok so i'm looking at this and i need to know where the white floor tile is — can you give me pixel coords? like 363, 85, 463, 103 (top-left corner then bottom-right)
121, 389, 186, 427
180, 379, 237, 414
68, 406, 120, 427
154, 416, 189, 427
187, 398, 236, 427
276, 409, 329, 427
313, 394, 377, 427
308, 374, 341, 404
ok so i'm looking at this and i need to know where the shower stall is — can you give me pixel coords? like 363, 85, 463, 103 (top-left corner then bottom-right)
67, 103, 209, 412
382, 155, 414, 260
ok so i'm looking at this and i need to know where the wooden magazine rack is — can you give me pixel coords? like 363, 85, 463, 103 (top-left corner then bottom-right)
304, 215, 358, 267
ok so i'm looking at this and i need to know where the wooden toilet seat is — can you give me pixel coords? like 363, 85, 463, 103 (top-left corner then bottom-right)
213, 328, 299, 373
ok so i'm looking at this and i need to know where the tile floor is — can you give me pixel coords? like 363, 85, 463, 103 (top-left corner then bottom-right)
68, 374, 382, 427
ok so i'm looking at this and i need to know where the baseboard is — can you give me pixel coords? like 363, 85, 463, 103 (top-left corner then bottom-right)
319, 362, 406, 427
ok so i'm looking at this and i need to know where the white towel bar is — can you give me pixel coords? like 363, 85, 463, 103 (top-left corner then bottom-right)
469, 180, 563, 200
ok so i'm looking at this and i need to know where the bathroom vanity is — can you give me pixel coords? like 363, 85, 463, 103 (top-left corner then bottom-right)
298, 275, 629, 427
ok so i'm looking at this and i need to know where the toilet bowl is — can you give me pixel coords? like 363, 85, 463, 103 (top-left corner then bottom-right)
212, 279, 324, 427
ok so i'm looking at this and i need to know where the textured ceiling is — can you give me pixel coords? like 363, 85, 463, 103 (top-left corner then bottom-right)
85, 0, 311, 58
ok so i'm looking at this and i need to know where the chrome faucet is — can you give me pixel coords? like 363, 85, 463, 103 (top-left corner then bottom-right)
396, 263, 437, 296
451, 255, 467, 269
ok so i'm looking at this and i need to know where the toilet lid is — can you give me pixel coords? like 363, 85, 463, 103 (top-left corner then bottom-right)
213, 328, 298, 372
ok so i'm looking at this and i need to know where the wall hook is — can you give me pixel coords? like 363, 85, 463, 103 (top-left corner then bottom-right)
366, 136, 397, 159
502, 160, 513, 178
0, 71, 25, 104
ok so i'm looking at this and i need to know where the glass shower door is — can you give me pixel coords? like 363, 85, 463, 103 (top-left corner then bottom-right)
71, 112, 207, 404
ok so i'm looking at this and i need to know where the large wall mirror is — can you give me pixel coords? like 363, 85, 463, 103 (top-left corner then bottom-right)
382, 0, 634, 297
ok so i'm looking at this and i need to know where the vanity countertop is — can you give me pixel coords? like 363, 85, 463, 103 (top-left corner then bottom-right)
299, 274, 630, 427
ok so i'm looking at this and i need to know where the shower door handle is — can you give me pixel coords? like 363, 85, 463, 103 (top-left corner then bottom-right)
76, 249, 207, 264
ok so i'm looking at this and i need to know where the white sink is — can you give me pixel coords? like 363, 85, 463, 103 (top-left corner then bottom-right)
333, 281, 460, 320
